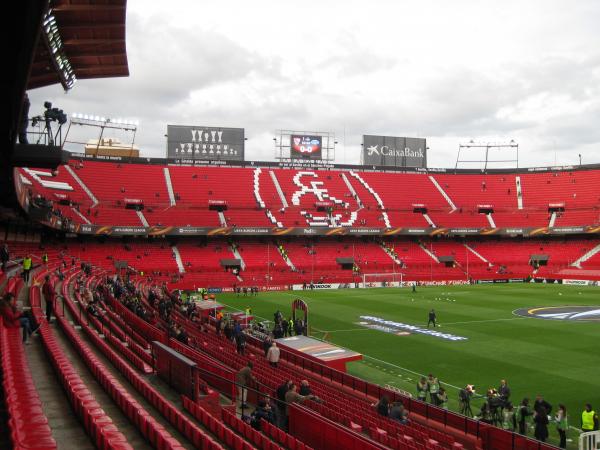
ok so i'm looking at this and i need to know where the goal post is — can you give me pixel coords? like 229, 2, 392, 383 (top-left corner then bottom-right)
361, 272, 404, 288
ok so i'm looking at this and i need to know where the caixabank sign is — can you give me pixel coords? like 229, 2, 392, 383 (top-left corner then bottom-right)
362, 135, 427, 168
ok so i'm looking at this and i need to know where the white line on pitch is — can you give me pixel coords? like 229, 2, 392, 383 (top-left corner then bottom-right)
323, 328, 375, 332
439, 317, 527, 326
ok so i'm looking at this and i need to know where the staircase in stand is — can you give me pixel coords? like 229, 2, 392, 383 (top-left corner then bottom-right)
136, 210, 149, 227
429, 175, 457, 212
64, 164, 99, 207
571, 242, 600, 268
419, 243, 440, 263
171, 245, 185, 273
163, 167, 176, 206
276, 242, 297, 271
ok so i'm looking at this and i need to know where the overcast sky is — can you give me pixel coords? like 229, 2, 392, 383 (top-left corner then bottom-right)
29, 0, 600, 168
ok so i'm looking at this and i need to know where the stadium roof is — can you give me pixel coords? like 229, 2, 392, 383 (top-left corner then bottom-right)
28, 0, 129, 91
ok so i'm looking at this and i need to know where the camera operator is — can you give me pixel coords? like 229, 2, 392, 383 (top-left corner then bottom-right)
459, 384, 475, 417
486, 388, 504, 426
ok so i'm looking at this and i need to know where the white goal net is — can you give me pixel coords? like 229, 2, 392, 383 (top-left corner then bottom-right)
361, 272, 404, 288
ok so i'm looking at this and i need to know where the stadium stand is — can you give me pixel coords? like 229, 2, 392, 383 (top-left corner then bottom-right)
17, 161, 600, 229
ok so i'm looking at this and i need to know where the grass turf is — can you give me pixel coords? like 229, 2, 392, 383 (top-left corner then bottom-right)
217, 283, 599, 448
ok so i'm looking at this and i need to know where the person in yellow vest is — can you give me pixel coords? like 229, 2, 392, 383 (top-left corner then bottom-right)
582, 403, 598, 433
427, 373, 440, 405
245, 306, 252, 317
22, 254, 32, 283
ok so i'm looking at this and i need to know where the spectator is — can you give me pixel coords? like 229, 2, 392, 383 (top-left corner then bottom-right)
235, 362, 257, 408
0, 244, 9, 273
389, 401, 409, 424
285, 383, 319, 422
276, 380, 293, 427
250, 399, 274, 430
42, 275, 57, 323
0, 293, 38, 344
266, 342, 280, 367
374, 395, 390, 417
235, 330, 246, 355
299, 380, 311, 396
262, 335, 272, 356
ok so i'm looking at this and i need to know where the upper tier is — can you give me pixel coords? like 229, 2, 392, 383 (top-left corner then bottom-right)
17, 160, 600, 230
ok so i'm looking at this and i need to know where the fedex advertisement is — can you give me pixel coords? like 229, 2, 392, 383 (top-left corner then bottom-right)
291, 135, 322, 159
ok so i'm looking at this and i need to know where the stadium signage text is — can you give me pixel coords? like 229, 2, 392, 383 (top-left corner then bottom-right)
359, 315, 468, 341
366, 145, 424, 158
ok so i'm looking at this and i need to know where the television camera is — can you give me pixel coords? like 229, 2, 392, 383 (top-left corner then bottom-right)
31, 101, 68, 146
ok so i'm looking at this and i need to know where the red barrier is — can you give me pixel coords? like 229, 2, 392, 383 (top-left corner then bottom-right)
289, 404, 386, 450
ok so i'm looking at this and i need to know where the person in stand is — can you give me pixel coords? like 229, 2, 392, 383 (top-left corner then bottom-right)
416, 377, 428, 402
215, 312, 222, 336
250, 399, 274, 431
373, 395, 390, 417
0, 293, 38, 344
262, 335, 273, 356
284, 384, 320, 429
22, 254, 32, 283
581, 403, 599, 433
555, 404, 568, 448
299, 380, 311, 396
517, 398, 533, 435
1, 244, 9, 273
276, 380, 293, 427
389, 401, 409, 424
42, 275, 56, 323
235, 362, 257, 409
266, 342, 280, 367
235, 330, 246, 355
533, 406, 549, 443
41, 253, 49, 265
427, 309, 437, 328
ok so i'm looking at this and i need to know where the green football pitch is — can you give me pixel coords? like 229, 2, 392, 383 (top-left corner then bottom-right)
217, 283, 599, 448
